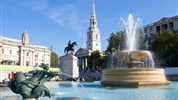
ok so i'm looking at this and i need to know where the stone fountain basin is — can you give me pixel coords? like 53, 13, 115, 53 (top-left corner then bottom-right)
101, 68, 171, 88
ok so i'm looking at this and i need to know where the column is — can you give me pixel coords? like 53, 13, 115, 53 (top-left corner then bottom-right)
79, 57, 82, 71
32, 51, 34, 66
30, 51, 33, 66
20, 48, 23, 66
84, 57, 86, 72
85, 56, 88, 71
23, 50, 26, 66
82, 57, 84, 72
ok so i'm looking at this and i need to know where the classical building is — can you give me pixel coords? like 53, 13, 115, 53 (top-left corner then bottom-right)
75, 1, 101, 72
0, 31, 51, 67
143, 15, 178, 44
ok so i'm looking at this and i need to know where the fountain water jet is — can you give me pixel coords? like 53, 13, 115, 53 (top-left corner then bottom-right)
101, 14, 170, 88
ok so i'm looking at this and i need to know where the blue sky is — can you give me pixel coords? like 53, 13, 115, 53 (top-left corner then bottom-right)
1, 0, 177, 56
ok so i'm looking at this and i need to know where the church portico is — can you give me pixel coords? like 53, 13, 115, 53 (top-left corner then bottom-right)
75, 48, 92, 72
78, 56, 88, 72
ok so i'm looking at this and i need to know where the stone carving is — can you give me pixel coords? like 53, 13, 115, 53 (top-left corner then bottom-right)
8, 64, 60, 99
64, 40, 77, 54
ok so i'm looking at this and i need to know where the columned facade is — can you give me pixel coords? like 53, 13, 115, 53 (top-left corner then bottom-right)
0, 31, 51, 67
143, 16, 178, 45
75, 48, 92, 72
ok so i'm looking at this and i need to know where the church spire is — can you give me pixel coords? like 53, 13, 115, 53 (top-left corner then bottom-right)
91, 0, 96, 20
90, 0, 98, 31
87, 0, 101, 51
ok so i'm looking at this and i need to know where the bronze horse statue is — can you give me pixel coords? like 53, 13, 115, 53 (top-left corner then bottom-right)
64, 41, 77, 54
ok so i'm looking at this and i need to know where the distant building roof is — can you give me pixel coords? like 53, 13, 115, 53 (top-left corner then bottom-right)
143, 15, 178, 28
75, 47, 92, 57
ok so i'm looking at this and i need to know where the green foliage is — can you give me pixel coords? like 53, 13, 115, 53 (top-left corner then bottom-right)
106, 32, 122, 53
88, 51, 103, 71
151, 30, 178, 67
50, 51, 59, 67
106, 31, 146, 53
138, 36, 147, 50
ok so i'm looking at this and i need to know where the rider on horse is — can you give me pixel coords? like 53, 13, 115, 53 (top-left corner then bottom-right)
64, 40, 77, 54
68, 40, 71, 49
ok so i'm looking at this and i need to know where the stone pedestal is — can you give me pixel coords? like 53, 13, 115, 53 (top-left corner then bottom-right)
60, 54, 79, 80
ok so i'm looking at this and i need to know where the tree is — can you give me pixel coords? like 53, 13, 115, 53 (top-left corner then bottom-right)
88, 51, 103, 72
151, 30, 178, 67
106, 32, 122, 53
50, 51, 59, 67
138, 36, 147, 50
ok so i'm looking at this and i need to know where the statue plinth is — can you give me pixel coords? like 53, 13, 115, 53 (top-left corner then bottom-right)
60, 54, 79, 80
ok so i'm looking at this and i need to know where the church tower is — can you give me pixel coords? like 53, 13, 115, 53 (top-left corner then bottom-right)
86, 1, 101, 51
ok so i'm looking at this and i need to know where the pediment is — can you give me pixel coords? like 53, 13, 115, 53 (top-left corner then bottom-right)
75, 48, 90, 57
157, 17, 169, 23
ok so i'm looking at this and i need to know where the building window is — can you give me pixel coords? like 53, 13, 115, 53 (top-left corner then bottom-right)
169, 22, 174, 30
144, 29, 147, 33
93, 21, 96, 25
96, 43, 98, 46
2, 49, 4, 54
10, 50, 11, 54
89, 34, 91, 40
26, 62, 29, 66
156, 26, 161, 33
27, 52, 29, 56
88, 43, 91, 47
149, 27, 152, 31
96, 34, 98, 40
42, 55, 44, 63
162, 24, 168, 31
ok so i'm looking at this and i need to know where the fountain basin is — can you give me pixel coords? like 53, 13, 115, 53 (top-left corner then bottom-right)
113, 50, 154, 68
101, 68, 170, 88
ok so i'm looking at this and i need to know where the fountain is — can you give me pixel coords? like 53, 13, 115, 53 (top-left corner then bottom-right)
100, 14, 170, 88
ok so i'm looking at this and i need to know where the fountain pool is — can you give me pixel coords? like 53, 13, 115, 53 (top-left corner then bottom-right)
46, 81, 178, 100
1, 81, 178, 100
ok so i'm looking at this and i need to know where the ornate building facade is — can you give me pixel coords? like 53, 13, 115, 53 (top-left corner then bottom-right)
143, 15, 178, 44
75, 1, 101, 72
0, 31, 51, 67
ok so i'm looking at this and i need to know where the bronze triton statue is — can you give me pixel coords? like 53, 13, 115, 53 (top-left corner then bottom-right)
64, 40, 77, 54
8, 64, 61, 99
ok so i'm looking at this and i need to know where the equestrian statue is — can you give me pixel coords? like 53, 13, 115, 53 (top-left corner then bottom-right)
64, 40, 77, 54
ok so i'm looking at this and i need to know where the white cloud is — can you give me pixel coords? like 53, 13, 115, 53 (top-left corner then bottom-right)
17, 0, 87, 37
16, 0, 89, 48
19, 0, 86, 37
18, 0, 48, 11
47, 4, 86, 37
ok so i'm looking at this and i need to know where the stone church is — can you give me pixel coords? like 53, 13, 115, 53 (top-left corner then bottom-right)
75, 2, 102, 72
